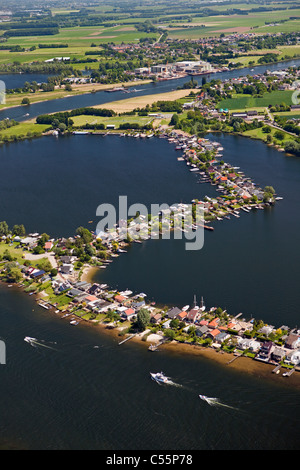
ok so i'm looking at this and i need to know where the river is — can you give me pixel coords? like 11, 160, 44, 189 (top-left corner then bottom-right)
1, 58, 300, 123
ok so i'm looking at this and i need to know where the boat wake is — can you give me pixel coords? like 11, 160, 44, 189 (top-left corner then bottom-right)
199, 395, 239, 410
24, 337, 57, 351
150, 372, 183, 388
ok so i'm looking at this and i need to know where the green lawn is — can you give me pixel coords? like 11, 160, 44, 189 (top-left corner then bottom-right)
242, 125, 294, 144
218, 91, 294, 111
72, 114, 155, 128
0, 123, 50, 140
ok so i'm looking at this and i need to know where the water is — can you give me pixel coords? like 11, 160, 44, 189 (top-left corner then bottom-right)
0, 133, 299, 325
0, 283, 299, 450
0, 63, 300, 449
1, 73, 54, 91
1, 58, 300, 122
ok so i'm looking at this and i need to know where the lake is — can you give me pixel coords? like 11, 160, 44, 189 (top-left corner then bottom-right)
0, 100, 299, 450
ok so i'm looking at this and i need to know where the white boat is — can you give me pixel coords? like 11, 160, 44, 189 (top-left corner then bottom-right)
182, 305, 189, 311
150, 372, 169, 384
24, 336, 36, 343
199, 394, 218, 404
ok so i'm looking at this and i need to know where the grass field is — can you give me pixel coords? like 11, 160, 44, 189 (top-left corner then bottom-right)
72, 114, 155, 128
218, 91, 294, 111
0, 123, 49, 139
242, 125, 294, 144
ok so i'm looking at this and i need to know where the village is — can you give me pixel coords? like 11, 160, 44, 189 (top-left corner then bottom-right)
0, 126, 298, 379
1, 226, 299, 378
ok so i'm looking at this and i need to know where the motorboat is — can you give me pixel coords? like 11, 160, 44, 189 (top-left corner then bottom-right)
199, 394, 218, 404
24, 336, 36, 343
150, 372, 169, 384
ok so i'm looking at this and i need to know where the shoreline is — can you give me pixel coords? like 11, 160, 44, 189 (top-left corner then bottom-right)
44, 297, 300, 390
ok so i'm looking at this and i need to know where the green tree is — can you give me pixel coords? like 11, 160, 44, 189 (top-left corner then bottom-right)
5, 262, 22, 283
13, 224, 26, 237
21, 97, 30, 105
0, 221, 9, 236
76, 226, 93, 244
136, 308, 150, 331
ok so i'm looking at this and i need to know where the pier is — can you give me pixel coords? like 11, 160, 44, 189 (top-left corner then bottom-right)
118, 333, 136, 345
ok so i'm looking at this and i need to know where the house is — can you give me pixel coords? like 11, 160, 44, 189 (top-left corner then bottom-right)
121, 308, 136, 321
44, 241, 53, 251
215, 332, 230, 344
208, 318, 220, 329
237, 338, 261, 352
67, 288, 84, 298
285, 333, 300, 349
85, 295, 98, 303
150, 313, 162, 324
257, 341, 273, 361
186, 308, 200, 323
195, 325, 209, 337
132, 300, 146, 310
74, 281, 91, 291
207, 328, 221, 340
285, 350, 300, 366
88, 283, 102, 296
60, 264, 73, 275
258, 325, 275, 337
176, 311, 188, 321
30, 269, 45, 279
166, 307, 182, 319
271, 347, 286, 363
162, 319, 172, 329
60, 255, 76, 264
115, 294, 127, 303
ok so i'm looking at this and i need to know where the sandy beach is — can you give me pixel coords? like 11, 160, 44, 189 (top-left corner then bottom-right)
81, 265, 100, 283
94, 89, 199, 113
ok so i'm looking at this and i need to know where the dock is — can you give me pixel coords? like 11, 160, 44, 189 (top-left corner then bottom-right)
148, 338, 168, 351
227, 352, 243, 364
272, 364, 281, 374
118, 333, 136, 345
283, 367, 295, 377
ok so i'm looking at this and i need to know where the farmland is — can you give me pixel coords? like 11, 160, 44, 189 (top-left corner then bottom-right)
217, 91, 294, 111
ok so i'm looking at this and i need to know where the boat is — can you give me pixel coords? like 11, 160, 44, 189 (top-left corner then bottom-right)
24, 336, 36, 343
150, 372, 169, 384
199, 394, 218, 404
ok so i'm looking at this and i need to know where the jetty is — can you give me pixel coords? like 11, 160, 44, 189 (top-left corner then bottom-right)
118, 333, 136, 345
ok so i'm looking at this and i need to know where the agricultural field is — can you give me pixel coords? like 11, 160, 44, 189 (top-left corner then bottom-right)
164, 7, 300, 38
0, 24, 158, 66
218, 90, 294, 111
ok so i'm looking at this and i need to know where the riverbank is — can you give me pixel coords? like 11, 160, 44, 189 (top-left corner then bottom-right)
0, 79, 152, 112
93, 89, 199, 113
